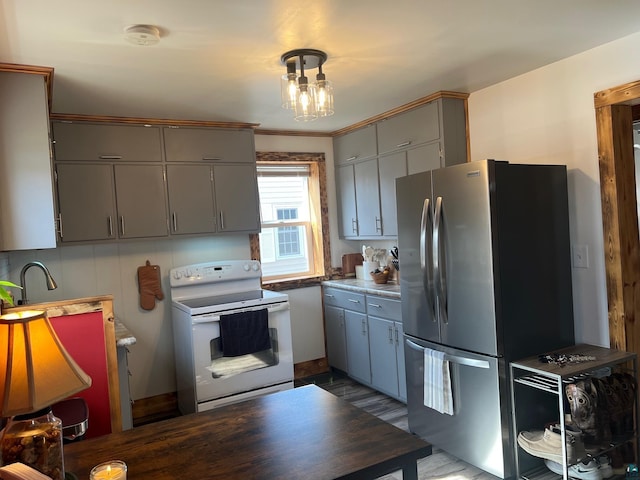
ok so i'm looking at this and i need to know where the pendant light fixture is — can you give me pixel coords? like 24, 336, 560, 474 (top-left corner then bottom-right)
280, 49, 334, 121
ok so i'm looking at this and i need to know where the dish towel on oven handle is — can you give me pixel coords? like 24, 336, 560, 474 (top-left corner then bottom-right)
423, 347, 454, 415
220, 308, 271, 357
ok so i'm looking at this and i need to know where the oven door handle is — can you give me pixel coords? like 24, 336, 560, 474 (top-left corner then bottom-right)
191, 301, 290, 324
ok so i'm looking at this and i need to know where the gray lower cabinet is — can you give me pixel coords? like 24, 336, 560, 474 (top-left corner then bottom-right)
344, 310, 371, 386
56, 163, 168, 241
117, 346, 133, 430
368, 316, 406, 402
323, 285, 406, 402
166, 164, 216, 234
323, 304, 348, 372
52, 122, 163, 162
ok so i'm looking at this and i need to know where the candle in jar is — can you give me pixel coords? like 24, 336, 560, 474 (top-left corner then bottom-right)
89, 460, 127, 480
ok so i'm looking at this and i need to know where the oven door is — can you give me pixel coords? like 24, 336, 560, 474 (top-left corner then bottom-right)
191, 301, 293, 408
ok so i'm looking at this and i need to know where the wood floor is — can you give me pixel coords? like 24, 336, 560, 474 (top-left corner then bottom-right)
297, 371, 500, 480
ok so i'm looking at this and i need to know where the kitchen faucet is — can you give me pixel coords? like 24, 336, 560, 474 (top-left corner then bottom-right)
19, 261, 58, 305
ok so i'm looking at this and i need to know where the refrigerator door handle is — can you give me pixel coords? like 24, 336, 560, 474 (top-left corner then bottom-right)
420, 198, 436, 319
405, 339, 490, 369
433, 196, 448, 324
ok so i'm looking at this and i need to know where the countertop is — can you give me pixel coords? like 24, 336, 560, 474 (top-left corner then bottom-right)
115, 320, 137, 347
322, 278, 401, 298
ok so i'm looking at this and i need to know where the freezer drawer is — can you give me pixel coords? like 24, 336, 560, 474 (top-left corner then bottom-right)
404, 336, 513, 479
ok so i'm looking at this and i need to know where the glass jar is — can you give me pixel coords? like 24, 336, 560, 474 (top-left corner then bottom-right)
1, 406, 64, 480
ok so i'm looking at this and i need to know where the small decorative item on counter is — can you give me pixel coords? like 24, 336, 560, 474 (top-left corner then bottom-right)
370, 266, 390, 284
90, 460, 127, 480
1, 407, 64, 480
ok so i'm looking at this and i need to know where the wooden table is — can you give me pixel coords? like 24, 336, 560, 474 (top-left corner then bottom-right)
64, 385, 431, 479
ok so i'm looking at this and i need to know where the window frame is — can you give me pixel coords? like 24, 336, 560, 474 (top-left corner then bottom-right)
250, 152, 332, 288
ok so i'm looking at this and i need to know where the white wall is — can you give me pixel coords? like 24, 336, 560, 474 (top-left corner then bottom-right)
468, 31, 640, 347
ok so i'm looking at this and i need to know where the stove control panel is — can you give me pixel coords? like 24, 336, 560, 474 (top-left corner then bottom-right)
169, 260, 262, 287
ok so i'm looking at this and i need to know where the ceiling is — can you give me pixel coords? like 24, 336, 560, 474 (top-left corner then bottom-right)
2, 0, 640, 134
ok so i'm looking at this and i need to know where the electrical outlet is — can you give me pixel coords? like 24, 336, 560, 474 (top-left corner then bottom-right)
572, 245, 589, 269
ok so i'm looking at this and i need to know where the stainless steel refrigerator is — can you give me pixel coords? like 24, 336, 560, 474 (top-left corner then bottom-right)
396, 159, 575, 479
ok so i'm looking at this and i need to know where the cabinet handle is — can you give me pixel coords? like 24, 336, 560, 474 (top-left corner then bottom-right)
172, 212, 178, 232
396, 141, 412, 148
351, 218, 358, 234
388, 325, 393, 343
324, 294, 335, 298
375, 217, 382, 232
99, 155, 123, 160
108, 216, 113, 237
57, 214, 64, 239
361, 319, 367, 335
120, 216, 125, 236
202, 156, 222, 161
346, 155, 358, 162
368, 303, 382, 308
348, 299, 360, 304
219, 211, 225, 230
394, 326, 399, 345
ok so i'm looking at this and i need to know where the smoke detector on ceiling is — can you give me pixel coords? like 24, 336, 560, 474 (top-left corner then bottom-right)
124, 24, 161, 46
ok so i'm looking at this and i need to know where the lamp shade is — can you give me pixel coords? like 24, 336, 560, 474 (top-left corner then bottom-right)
0, 310, 92, 417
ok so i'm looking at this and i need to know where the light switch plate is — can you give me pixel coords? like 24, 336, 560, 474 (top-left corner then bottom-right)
572, 244, 589, 269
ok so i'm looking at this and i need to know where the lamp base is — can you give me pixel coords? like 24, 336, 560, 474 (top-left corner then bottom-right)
1, 406, 64, 480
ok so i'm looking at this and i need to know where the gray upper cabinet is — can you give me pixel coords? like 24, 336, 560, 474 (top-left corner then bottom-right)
336, 164, 358, 238
0, 70, 57, 250
56, 163, 117, 242
113, 165, 168, 239
335, 94, 468, 239
354, 158, 382, 237
333, 124, 377, 165
163, 127, 255, 163
166, 164, 217, 235
52, 122, 163, 162
212, 164, 260, 233
377, 101, 440, 155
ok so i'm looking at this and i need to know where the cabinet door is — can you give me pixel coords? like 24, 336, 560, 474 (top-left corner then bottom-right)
345, 310, 371, 385
52, 123, 162, 162
368, 316, 399, 398
378, 152, 407, 238
377, 101, 440, 155
163, 127, 255, 163
333, 124, 377, 165
407, 142, 442, 174
56, 163, 117, 242
166, 164, 216, 235
324, 305, 348, 372
336, 165, 358, 237
0, 72, 56, 250
212, 164, 260, 233
395, 321, 407, 402
114, 165, 168, 239
354, 158, 382, 237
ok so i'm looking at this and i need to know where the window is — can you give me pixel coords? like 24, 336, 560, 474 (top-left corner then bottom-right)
255, 160, 326, 282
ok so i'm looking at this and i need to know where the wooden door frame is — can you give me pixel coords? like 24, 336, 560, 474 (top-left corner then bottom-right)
594, 80, 640, 354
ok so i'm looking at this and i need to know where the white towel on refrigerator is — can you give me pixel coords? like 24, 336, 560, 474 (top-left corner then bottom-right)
423, 347, 454, 415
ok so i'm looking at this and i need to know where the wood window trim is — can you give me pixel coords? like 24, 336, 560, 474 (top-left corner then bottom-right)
250, 152, 334, 290
594, 80, 640, 354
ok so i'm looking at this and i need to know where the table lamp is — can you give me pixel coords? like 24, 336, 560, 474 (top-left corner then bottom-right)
0, 310, 92, 480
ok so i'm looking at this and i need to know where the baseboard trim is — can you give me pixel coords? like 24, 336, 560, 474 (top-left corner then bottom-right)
132, 358, 330, 425
294, 357, 330, 379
